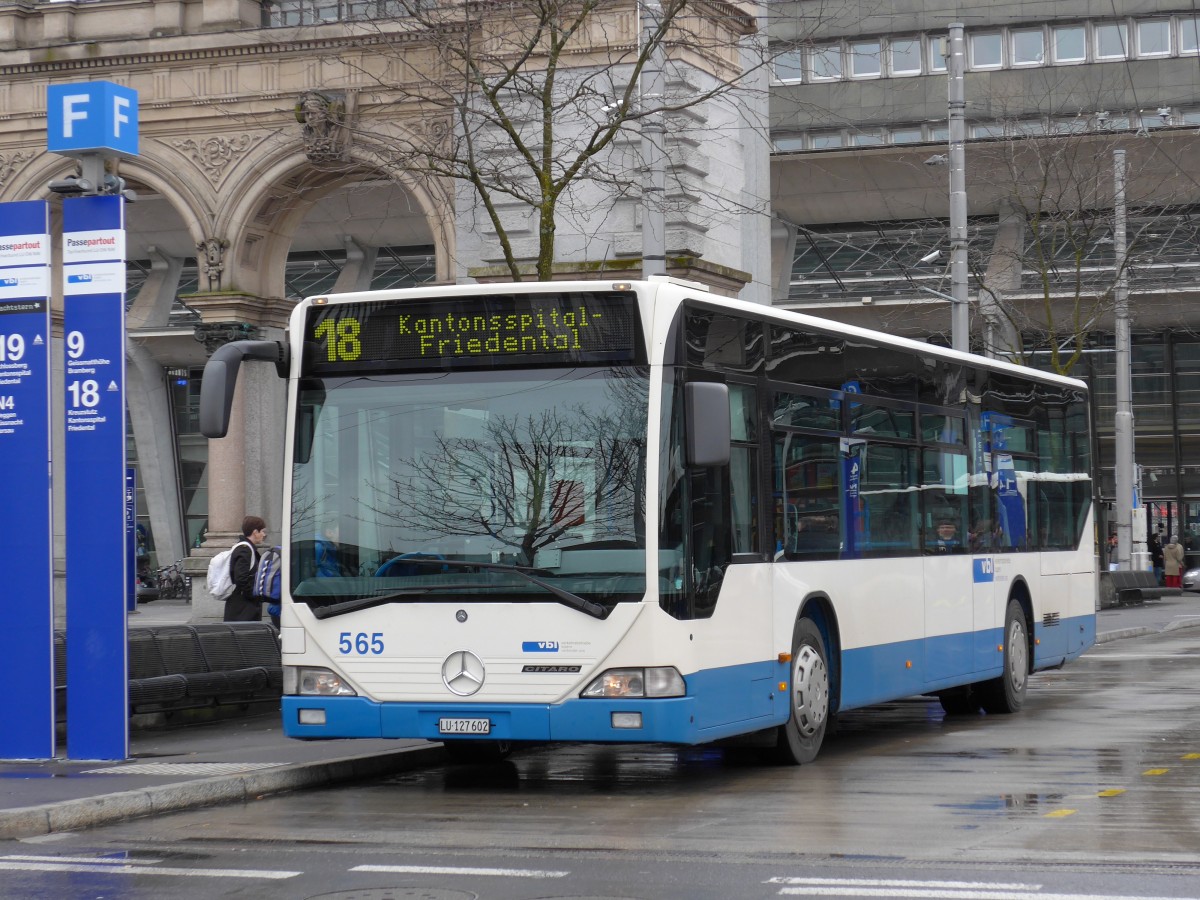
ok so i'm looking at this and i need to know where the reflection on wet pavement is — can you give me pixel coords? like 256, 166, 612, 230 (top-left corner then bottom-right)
358, 631, 1200, 862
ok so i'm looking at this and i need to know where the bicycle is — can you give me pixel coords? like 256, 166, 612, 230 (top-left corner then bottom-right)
155, 560, 191, 600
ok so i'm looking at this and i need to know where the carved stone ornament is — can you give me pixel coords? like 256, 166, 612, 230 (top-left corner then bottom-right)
197, 237, 230, 291
0, 150, 33, 191
295, 91, 349, 164
172, 134, 263, 185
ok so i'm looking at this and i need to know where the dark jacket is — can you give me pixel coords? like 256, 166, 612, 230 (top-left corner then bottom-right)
223, 541, 261, 622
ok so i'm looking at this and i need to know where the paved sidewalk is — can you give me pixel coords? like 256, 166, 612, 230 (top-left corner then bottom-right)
2, 593, 1198, 841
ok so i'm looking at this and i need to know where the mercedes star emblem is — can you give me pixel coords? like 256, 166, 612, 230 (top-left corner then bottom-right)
441, 650, 485, 696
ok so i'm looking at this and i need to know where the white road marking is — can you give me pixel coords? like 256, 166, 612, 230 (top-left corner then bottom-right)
0, 856, 299, 880
769, 879, 1200, 900
768, 880, 1042, 890
352, 863, 569, 878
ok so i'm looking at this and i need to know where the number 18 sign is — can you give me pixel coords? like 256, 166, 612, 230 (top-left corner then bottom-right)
62, 194, 129, 761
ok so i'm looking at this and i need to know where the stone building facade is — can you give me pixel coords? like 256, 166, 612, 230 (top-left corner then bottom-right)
0, 0, 769, 618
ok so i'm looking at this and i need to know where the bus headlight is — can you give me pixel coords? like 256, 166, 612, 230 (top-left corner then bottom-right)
581, 667, 685, 698
284, 665, 358, 697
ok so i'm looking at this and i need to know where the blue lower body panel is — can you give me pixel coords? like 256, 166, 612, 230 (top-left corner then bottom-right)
283, 614, 1096, 741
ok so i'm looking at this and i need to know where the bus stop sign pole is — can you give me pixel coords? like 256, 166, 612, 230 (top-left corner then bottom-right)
48, 80, 138, 761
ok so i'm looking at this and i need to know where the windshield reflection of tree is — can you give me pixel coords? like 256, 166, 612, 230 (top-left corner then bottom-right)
372, 370, 647, 578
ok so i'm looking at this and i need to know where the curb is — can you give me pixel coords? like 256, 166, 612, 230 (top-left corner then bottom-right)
0, 744, 445, 841
1096, 627, 1156, 644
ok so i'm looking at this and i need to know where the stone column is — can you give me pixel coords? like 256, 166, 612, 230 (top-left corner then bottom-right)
180, 289, 293, 622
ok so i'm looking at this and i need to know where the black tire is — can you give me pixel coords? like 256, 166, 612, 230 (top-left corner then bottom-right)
978, 598, 1029, 714
771, 617, 831, 765
442, 739, 513, 763
937, 686, 980, 716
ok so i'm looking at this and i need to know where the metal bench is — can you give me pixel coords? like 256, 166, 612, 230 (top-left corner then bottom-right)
55, 623, 281, 721
1108, 569, 1182, 605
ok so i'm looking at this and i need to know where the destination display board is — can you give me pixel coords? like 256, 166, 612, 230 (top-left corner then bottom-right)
303, 291, 643, 373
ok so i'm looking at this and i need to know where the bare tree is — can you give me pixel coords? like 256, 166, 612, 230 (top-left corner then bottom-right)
377, 389, 646, 566
290, 0, 764, 280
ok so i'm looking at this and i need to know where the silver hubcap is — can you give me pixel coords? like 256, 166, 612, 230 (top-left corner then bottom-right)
1007, 619, 1028, 692
792, 643, 829, 737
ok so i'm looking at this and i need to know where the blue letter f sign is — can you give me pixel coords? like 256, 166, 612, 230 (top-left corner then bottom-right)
47, 81, 139, 158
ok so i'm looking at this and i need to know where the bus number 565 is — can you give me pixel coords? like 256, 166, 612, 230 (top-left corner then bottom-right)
339, 632, 384, 655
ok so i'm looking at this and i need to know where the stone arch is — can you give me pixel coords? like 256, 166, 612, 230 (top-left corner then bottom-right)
217, 142, 454, 301
3, 150, 214, 269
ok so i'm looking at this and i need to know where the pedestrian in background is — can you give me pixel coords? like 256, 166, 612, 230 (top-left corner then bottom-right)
224, 515, 268, 622
1164, 534, 1185, 589
1149, 531, 1165, 585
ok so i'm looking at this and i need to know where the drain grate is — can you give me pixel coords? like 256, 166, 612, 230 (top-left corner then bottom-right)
81, 762, 284, 776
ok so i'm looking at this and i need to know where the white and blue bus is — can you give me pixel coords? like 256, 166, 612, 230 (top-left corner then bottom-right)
201, 277, 1096, 764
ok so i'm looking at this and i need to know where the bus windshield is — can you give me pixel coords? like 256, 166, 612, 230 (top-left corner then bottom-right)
290, 365, 650, 614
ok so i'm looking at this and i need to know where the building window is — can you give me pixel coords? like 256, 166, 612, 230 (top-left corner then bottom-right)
810, 132, 844, 149
851, 131, 884, 146
850, 41, 882, 78
775, 49, 804, 83
1095, 23, 1129, 60
1137, 19, 1171, 56
1051, 117, 1089, 134
890, 38, 922, 75
1053, 25, 1086, 62
1012, 29, 1045, 65
890, 128, 924, 144
774, 136, 806, 152
972, 123, 1006, 139
1010, 120, 1047, 135
928, 36, 947, 72
927, 125, 949, 142
810, 44, 842, 80
1141, 108, 1172, 128
970, 32, 1003, 68
1182, 17, 1200, 54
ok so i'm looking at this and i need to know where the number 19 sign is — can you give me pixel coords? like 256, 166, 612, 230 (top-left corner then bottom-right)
63, 194, 129, 761
0, 200, 54, 759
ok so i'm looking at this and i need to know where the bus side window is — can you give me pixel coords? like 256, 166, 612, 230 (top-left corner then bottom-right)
775, 433, 842, 559
729, 383, 759, 555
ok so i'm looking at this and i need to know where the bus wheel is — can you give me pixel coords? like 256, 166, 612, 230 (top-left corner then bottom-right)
979, 599, 1029, 714
772, 617, 830, 765
442, 740, 513, 763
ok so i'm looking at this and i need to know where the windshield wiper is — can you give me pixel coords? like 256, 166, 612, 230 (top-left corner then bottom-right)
422, 559, 610, 619
307, 559, 609, 620
310, 585, 477, 620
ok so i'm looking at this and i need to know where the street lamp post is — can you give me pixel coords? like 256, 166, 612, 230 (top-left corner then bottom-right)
947, 23, 969, 354
1113, 149, 1135, 570
641, 0, 667, 278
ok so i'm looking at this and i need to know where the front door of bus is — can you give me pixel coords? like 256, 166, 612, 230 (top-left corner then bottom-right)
923, 547, 974, 683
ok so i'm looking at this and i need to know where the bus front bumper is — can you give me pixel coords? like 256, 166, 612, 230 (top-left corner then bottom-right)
282, 695, 714, 744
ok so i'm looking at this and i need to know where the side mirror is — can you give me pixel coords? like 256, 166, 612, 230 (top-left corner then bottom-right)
685, 381, 730, 468
199, 340, 289, 438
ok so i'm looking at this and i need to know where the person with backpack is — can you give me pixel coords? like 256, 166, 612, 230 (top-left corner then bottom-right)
224, 515, 268, 622
253, 543, 284, 630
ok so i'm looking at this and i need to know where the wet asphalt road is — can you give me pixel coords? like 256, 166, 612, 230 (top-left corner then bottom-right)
3, 627, 1200, 900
